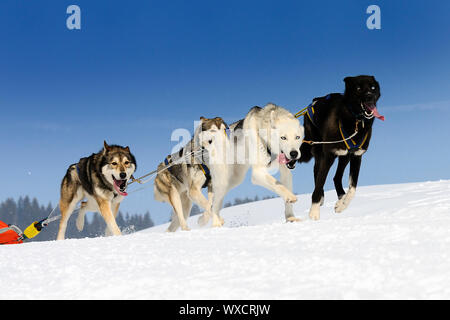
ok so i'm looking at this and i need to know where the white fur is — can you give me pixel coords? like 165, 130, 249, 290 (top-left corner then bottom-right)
202, 104, 304, 226
335, 186, 356, 213
334, 149, 349, 156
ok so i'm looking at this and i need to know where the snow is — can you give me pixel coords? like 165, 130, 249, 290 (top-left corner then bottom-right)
1, 180, 450, 299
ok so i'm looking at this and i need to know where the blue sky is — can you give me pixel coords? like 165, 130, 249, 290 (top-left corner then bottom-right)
0, 0, 449, 224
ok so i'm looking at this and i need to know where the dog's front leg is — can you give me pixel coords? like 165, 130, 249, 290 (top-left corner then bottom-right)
192, 185, 213, 227
335, 155, 361, 213
333, 156, 351, 200
279, 164, 300, 222
251, 165, 297, 203
96, 197, 122, 236
210, 188, 226, 228
309, 154, 336, 220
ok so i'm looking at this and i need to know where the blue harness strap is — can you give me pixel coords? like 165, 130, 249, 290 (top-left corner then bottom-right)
339, 122, 369, 150
306, 103, 316, 126
200, 163, 210, 176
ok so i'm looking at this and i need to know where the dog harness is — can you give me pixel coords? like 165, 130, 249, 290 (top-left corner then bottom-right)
295, 94, 368, 149
296, 94, 332, 127
164, 156, 210, 178
338, 121, 369, 150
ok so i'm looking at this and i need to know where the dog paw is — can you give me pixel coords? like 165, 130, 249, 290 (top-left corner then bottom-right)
284, 193, 297, 203
286, 216, 301, 223
334, 188, 356, 213
180, 225, 191, 231
212, 216, 225, 228
197, 214, 211, 226
334, 198, 347, 213
309, 204, 320, 220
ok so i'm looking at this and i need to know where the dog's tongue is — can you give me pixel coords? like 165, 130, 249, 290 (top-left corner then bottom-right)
278, 153, 290, 164
367, 104, 385, 121
113, 180, 128, 196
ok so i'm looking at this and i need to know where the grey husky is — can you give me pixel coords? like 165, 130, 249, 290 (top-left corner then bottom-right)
154, 116, 228, 232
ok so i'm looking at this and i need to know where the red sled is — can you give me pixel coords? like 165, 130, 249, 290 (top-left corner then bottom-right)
0, 220, 24, 245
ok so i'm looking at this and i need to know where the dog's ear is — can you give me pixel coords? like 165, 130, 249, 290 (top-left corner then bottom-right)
103, 141, 111, 154
343, 76, 354, 85
124, 146, 130, 153
200, 116, 206, 121
270, 110, 277, 128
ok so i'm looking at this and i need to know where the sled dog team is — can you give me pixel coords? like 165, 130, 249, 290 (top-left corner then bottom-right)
57, 75, 384, 240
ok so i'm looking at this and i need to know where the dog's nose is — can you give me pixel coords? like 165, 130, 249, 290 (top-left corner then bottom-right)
119, 172, 127, 179
290, 150, 298, 159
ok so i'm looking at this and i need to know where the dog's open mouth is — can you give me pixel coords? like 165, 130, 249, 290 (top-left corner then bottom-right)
361, 102, 385, 121
112, 176, 128, 196
278, 153, 297, 169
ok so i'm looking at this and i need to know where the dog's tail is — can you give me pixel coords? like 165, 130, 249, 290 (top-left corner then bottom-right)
298, 142, 313, 163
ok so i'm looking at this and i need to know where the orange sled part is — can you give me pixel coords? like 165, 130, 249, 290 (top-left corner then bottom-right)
0, 220, 23, 245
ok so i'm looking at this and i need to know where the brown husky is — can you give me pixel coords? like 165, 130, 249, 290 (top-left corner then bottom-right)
57, 141, 137, 240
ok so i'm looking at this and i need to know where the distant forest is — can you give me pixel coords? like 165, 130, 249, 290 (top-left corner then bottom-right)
0, 196, 153, 242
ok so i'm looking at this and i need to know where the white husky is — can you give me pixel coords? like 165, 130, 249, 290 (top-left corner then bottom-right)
199, 103, 304, 227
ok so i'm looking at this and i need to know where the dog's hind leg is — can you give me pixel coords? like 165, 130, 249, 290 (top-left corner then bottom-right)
57, 184, 83, 240
333, 156, 350, 199
57, 198, 79, 240
168, 187, 190, 231
309, 154, 336, 220
167, 211, 180, 232
279, 164, 300, 222
335, 155, 361, 213
76, 201, 88, 232
181, 192, 192, 221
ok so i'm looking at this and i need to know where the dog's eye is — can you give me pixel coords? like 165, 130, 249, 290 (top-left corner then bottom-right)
357, 87, 361, 91
281, 136, 287, 140
124, 161, 130, 165
371, 86, 376, 90
295, 136, 301, 140
111, 162, 118, 166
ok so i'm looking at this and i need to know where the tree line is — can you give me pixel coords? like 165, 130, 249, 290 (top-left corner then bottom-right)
1, 194, 274, 242
0, 196, 154, 242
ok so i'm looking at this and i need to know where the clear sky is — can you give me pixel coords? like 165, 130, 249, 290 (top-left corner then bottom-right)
1, 0, 449, 224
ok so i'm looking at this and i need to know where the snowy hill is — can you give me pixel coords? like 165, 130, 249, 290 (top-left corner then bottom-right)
1, 180, 450, 299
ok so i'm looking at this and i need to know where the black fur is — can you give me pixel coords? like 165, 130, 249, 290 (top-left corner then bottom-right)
297, 75, 381, 205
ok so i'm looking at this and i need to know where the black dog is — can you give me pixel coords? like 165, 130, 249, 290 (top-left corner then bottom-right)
294, 75, 384, 220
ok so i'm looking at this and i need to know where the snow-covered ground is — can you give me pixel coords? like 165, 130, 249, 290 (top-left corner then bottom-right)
1, 180, 450, 299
